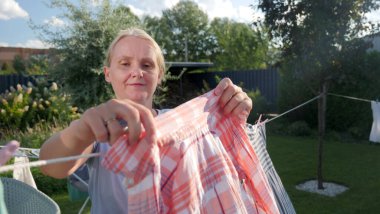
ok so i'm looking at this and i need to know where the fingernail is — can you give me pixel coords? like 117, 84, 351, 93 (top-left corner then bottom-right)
214, 87, 221, 96
238, 114, 248, 121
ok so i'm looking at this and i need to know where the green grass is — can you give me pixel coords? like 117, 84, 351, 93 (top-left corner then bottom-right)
267, 135, 380, 214
50, 194, 91, 214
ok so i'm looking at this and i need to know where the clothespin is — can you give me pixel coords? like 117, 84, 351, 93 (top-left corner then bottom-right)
255, 114, 268, 126
255, 114, 263, 125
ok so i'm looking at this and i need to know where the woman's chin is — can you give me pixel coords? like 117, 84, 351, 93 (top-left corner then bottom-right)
125, 94, 151, 105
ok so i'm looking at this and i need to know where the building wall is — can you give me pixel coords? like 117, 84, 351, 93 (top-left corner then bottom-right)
0, 47, 50, 66
366, 32, 380, 52
371, 35, 380, 52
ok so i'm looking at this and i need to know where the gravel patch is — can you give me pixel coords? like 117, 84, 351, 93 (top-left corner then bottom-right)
296, 180, 348, 197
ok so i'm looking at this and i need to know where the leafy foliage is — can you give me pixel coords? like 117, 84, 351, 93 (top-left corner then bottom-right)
210, 18, 269, 70
26, 55, 49, 75
259, 0, 380, 131
12, 55, 26, 74
144, 0, 218, 62
287, 121, 312, 136
246, 89, 270, 123
0, 79, 79, 131
258, 0, 379, 88
30, 0, 141, 109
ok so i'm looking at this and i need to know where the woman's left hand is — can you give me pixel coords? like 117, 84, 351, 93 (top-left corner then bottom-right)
214, 78, 252, 121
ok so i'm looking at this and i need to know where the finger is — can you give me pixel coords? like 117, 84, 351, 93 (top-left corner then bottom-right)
0, 140, 20, 165
82, 107, 109, 143
106, 118, 124, 145
219, 84, 242, 108
131, 103, 157, 144
223, 91, 246, 114
214, 78, 232, 96
110, 100, 142, 145
231, 98, 252, 121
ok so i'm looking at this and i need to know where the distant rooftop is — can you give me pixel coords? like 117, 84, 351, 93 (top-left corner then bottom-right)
166, 62, 213, 75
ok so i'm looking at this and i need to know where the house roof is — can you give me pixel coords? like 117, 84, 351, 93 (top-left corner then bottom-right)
166, 62, 213, 75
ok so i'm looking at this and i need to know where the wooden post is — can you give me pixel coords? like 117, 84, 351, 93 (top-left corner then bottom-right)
317, 82, 327, 189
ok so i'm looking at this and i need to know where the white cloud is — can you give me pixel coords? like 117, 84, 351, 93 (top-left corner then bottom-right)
15, 39, 51, 49
43, 16, 66, 27
194, 0, 257, 23
366, 9, 380, 23
0, 0, 28, 20
196, 0, 234, 20
125, 0, 179, 17
128, 0, 256, 23
0, 42, 10, 47
127, 4, 145, 18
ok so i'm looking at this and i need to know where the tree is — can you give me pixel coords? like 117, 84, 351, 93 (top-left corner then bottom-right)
26, 55, 49, 75
31, 0, 141, 109
1, 63, 8, 71
144, 1, 218, 62
12, 55, 26, 74
257, 0, 380, 188
210, 18, 269, 70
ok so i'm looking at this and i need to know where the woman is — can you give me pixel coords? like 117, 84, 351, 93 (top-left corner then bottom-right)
40, 28, 252, 213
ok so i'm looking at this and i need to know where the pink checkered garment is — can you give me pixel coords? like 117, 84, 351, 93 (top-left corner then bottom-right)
102, 90, 280, 214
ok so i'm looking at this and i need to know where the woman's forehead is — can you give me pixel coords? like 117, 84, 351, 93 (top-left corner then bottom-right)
112, 36, 157, 59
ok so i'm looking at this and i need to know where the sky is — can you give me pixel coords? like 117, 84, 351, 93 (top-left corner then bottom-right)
0, 0, 379, 49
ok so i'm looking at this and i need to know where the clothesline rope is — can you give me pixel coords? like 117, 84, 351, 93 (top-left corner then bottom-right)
328, 92, 372, 103
0, 153, 101, 173
265, 94, 322, 124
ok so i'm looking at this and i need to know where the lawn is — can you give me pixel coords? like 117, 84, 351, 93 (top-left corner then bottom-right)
51, 194, 91, 214
49, 134, 380, 214
267, 135, 380, 214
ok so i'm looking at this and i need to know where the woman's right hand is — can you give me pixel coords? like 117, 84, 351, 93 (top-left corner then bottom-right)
78, 99, 157, 146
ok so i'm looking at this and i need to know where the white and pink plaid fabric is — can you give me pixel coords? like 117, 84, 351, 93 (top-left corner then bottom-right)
102, 90, 279, 214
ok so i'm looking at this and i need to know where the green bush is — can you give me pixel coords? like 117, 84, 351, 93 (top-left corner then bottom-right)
287, 120, 312, 136
0, 78, 80, 131
32, 168, 67, 195
278, 50, 380, 140
246, 89, 270, 124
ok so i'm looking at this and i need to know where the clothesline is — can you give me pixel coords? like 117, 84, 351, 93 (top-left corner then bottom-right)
328, 92, 373, 103
0, 153, 101, 173
0, 145, 40, 158
265, 94, 322, 123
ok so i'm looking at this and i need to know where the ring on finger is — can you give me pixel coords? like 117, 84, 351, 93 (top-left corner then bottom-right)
104, 117, 117, 126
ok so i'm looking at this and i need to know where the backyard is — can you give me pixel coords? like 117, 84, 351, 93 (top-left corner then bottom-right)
1, 0, 380, 213
46, 132, 380, 214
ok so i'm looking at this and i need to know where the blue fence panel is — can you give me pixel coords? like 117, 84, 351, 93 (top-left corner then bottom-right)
186, 68, 279, 109
0, 75, 42, 94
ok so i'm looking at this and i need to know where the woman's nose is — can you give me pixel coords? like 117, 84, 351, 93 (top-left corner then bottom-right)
131, 68, 143, 78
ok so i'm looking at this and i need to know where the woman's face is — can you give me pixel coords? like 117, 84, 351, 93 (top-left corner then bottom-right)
104, 36, 162, 108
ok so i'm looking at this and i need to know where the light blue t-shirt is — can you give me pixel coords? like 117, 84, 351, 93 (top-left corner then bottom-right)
86, 109, 170, 213
87, 142, 128, 214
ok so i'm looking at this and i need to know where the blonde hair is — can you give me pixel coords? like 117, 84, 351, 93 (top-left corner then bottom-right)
105, 28, 165, 77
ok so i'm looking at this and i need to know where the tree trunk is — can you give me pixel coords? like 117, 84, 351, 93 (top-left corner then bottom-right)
317, 82, 327, 189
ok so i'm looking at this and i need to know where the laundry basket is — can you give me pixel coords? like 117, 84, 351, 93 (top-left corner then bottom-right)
0, 177, 60, 214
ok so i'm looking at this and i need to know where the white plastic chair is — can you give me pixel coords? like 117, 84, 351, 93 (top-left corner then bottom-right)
1, 177, 60, 214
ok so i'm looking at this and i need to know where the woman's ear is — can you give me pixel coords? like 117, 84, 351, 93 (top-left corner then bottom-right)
104, 66, 111, 83
158, 70, 164, 85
